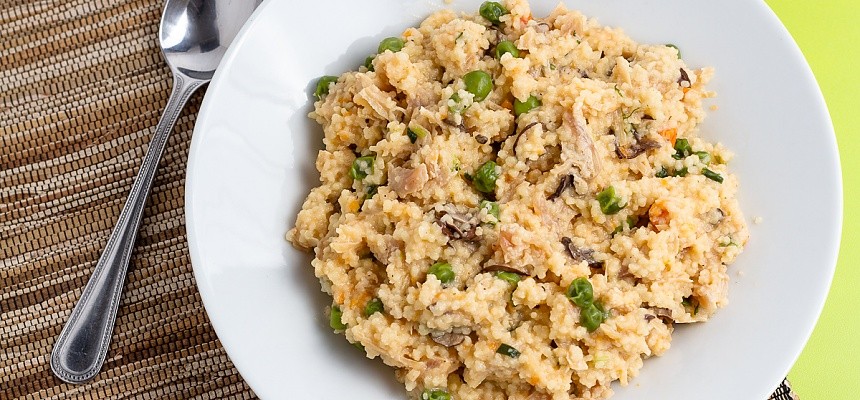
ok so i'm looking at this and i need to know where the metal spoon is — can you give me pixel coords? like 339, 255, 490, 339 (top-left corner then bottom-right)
51, 0, 260, 384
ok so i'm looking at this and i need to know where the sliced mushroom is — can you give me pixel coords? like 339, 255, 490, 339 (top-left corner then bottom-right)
482, 263, 529, 275
430, 331, 466, 347
615, 137, 661, 159
548, 174, 576, 200
678, 68, 691, 87
511, 121, 541, 156
435, 206, 479, 241
561, 237, 603, 270
646, 307, 674, 324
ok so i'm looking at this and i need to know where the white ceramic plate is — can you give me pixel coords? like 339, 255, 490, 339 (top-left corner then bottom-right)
185, 0, 841, 398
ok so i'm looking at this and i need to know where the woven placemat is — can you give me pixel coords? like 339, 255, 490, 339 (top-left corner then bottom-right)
0, 0, 797, 399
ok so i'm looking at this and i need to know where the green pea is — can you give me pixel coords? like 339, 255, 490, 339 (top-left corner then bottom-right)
330, 305, 346, 331
428, 262, 455, 284
702, 168, 724, 183
378, 37, 405, 54
672, 138, 692, 159
314, 75, 338, 99
495, 40, 519, 59
472, 161, 500, 193
580, 301, 606, 332
496, 343, 521, 358
566, 277, 594, 308
349, 156, 375, 180
665, 44, 681, 58
364, 56, 375, 72
596, 186, 625, 215
479, 1, 508, 24
363, 298, 384, 317
695, 151, 711, 165
496, 271, 521, 285
480, 200, 500, 221
421, 389, 451, 400
513, 95, 541, 116
463, 70, 493, 102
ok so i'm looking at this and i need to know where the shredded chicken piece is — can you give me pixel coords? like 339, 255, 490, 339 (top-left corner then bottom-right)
389, 164, 430, 197
561, 106, 602, 180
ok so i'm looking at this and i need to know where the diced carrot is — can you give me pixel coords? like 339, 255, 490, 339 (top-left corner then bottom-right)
659, 128, 677, 145
501, 98, 513, 111
520, 14, 532, 25
682, 87, 691, 94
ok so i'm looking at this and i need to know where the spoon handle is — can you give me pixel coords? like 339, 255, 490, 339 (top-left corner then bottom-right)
51, 74, 206, 384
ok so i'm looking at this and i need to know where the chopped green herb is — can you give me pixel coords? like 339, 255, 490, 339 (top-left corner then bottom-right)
428, 262, 455, 284
349, 156, 375, 180
455, 31, 464, 41
330, 305, 346, 331
621, 107, 640, 120
365, 185, 378, 199
496, 343, 521, 358
655, 167, 669, 178
612, 215, 639, 235
513, 95, 541, 116
682, 296, 699, 316
719, 238, 739, 247
377, 37, 405, 53
695, 151, 711, 165
451, 158, 461, 172
671, 167, 688, 177
363, 298, 384, 317
672, 138, 692, 159
314, 75, 338, 99
613, 84, 624, 97
596, 186, 625, 215
566, 277, 594, 308
480, 200, 500, 221
421, 389, 451, 400
666, 43, 681, 58
407, 123, 429, 143
479, 1, 508, 24
448, 92, 466, 115
353, 342, 365, 351
473, 161, 500, 193
702, 168, 724, 183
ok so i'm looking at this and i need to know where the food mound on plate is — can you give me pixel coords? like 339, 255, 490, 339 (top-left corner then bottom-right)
288, 0, 748, 398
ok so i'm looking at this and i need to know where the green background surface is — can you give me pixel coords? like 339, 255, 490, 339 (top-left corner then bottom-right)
766, 1, 860, 397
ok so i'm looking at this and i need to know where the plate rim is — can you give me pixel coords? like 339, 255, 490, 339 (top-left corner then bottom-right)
184, 0, 843, 397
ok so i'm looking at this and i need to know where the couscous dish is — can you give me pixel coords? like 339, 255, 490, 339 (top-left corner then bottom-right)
288, 1, 748, 398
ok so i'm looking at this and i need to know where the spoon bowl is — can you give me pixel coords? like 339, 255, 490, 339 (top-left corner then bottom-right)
160, 0, 259, 80
51, 0, 260, 384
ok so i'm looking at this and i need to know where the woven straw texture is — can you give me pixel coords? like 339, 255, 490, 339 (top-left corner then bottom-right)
0, 0, 796, 399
